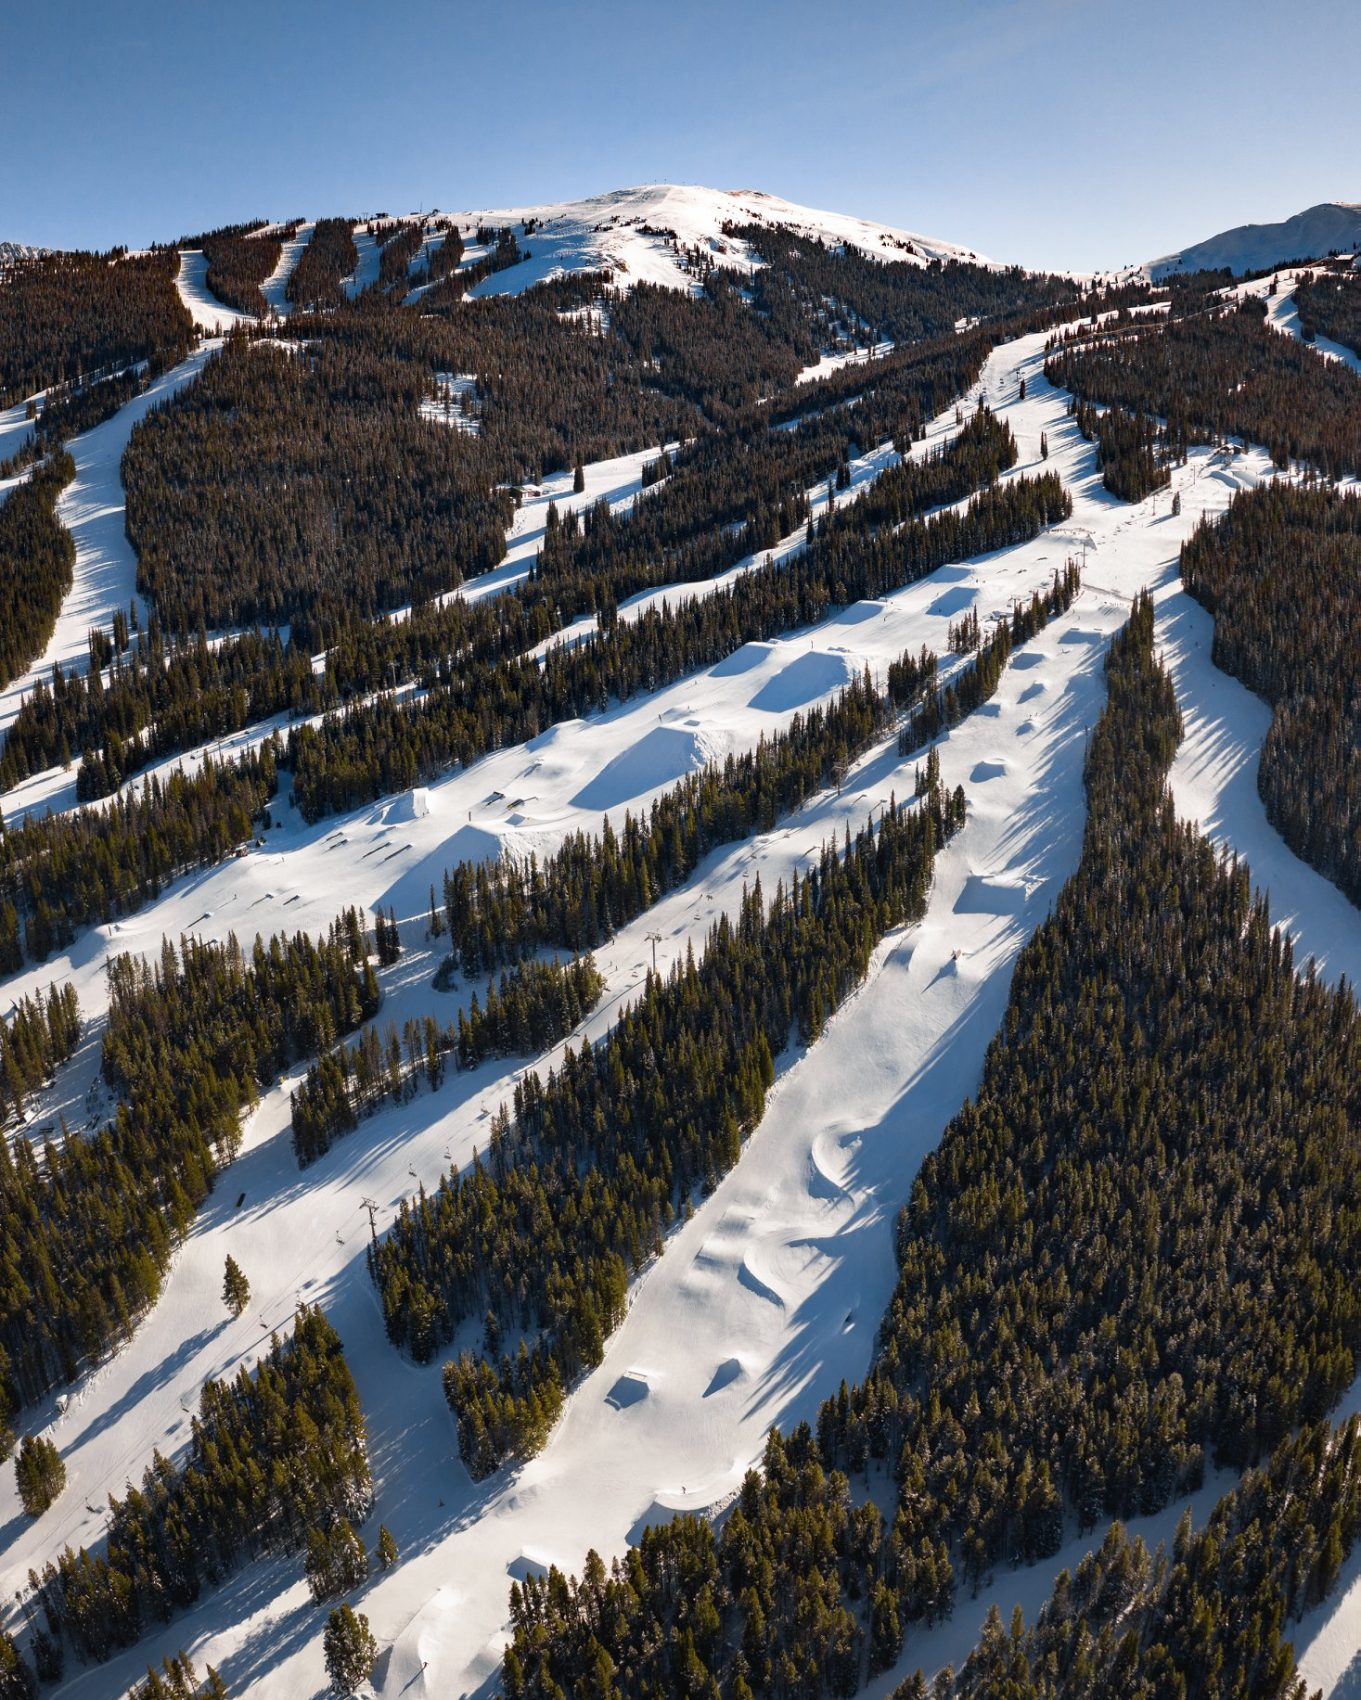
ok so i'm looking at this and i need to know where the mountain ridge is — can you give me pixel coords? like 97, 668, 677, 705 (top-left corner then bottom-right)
1148, 198, 1361, 278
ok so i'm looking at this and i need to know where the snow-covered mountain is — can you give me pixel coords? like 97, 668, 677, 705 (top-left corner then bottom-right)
423, 182, 991, 295
1148, 200, 1361, 279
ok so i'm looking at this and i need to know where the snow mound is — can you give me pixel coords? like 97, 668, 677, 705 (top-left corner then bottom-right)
1019, 680, 1047, 702
387, 786, 432, 823
434, 822, 503, 869
749, 650, 854, 713
737, 1252, 785, 1309
954, 873, 1034, 917
970, 759, 1009, 782
704, 1357, 746, 1398
571, 724, 713, 811
927, 586, 977, 618
627, 1478, 735, 1543
380, 1585, 460, 1698
526, 718, 585, 751
605, 1371, 650, 1410
809, 1127, 856, 1199
832, 600, 887, 627
711, 642, 773, 678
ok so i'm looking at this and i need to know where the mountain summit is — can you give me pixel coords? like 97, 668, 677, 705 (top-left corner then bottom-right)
1148, 200, 1361, 278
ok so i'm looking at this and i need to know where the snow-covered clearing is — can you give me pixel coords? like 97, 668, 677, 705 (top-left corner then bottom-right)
7, 310, 1361, 1697
796, 340, 894, 385
418, 372, 479, 433
0, 343, 218, 739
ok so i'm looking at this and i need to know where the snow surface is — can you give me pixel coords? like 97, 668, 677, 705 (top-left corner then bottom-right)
0, 394, 38, 471
258, 223, 312, 317
5, 292, 1361, 1697
796, 340, 895, 385
343, 228, 382, 299
438, 183, 989, 298
176, 228, 309, 330
1226, 265, 1361, 377
0, 344, 218, 738
1149, 201, 1361, 279
174, 251, 254, 334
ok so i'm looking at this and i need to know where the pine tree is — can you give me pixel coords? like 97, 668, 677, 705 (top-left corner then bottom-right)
323, 1605, 378, 1695
573, 463, 585, 493
14, 1432, 64, 1516
0, 1628, 35, 1700
222, 1255, 250, 1320
377, 1524, 399, 1570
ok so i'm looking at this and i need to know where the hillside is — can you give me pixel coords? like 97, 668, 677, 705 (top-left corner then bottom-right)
426, 182, 993, 295
1149, 198, 1361, 277
0, 181, 1360, 1700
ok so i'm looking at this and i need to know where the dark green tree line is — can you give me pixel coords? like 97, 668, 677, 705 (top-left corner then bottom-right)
0, 250, 192, 407
285, 218, 358, 311
1070, 398, 1175, 502
1045, 297, 1361, 478
0, 451, 76, 692
27, 1306, 370, 1665
291, 953, 605, 1166
947, 1415, 1361, 1700
199, 222, 287, 316
0, 741, 279, 969
0, 909, 378, 1421
1295, 265, 1361, 358
373, 761, 964, 1476
1181, 481, 1361, 908
0, 979, 81, 1139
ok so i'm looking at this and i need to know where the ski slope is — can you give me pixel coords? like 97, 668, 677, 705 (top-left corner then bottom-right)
1222, 264, 1361, 376
0, 343, 218, 738
174, 250, 254, 333
4, 246, 1361, 1698
175, 227, 310, 330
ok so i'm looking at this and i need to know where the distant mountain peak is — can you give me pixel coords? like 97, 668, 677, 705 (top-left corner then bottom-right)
1148, 200, 1361, 279
403, 183, 992, 298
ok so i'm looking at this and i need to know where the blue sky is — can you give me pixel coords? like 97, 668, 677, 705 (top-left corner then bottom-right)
4, 0, 1358, 271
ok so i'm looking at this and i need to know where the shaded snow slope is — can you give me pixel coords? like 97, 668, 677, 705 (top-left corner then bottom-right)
1149, 200, 1361, 279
